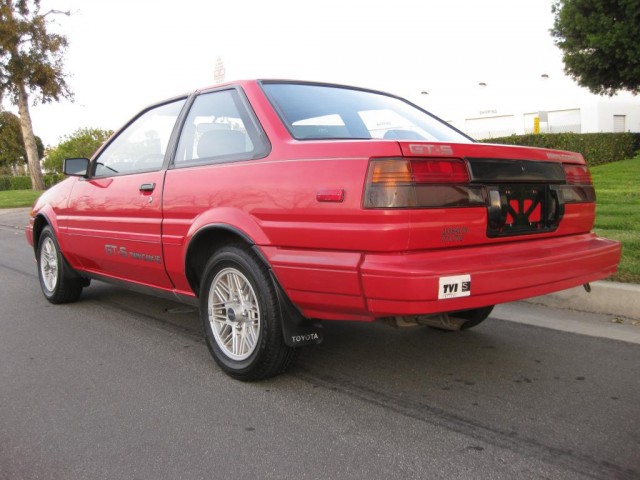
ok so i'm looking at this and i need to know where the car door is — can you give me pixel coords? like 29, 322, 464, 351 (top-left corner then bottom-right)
64, 98, 186, 289
161, 87, 271, 293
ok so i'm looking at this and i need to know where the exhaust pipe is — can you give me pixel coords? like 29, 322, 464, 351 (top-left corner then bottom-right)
583, 283, 591, 293
383, 313, 467, 331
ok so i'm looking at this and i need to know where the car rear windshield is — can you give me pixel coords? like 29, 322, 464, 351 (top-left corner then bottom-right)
262, 82, 472, 143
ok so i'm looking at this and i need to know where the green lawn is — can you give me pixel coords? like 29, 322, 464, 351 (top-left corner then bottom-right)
591, 156, 640, 283
0, 189, 42, 208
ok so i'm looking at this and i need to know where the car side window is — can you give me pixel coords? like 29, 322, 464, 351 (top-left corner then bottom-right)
93, 99, 186, 177
173, 89, 269, 167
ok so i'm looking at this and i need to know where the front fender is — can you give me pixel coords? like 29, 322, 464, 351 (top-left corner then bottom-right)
28, 176, 78, 261
30, 206, 58, 251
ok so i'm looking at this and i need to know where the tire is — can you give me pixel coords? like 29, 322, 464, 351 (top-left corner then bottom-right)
199, 245, 298, 381
37, 225, 85, 304
455, 305, 494, 330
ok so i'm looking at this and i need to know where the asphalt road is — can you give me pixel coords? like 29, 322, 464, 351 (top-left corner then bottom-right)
1, 209, 639, 480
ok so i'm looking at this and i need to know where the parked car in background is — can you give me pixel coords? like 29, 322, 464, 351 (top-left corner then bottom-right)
26, 80, 621, 380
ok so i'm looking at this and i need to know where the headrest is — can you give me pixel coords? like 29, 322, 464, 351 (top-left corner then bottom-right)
197, 129, 248, 158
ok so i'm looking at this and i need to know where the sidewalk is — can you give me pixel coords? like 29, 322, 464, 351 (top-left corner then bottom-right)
523, 280, 640, 321
0, 207, 30, 229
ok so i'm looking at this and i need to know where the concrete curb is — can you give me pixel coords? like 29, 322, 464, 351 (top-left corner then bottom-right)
523, 281, 640, 321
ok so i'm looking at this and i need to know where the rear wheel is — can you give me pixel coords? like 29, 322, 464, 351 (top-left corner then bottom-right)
37, 226, 85, 304
200, 245, 297, 381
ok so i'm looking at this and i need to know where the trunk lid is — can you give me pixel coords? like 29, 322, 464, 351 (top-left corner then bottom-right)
368, 141, 596, 250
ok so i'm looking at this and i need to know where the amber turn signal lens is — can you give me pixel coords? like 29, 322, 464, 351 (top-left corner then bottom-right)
369, 159, 412, 185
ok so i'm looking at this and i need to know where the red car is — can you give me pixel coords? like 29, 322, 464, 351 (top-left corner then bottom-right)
26, 80, 621, 380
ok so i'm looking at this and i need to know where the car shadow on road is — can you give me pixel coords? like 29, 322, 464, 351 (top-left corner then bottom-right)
285, 318, 638, 479
292, 317, 540, 398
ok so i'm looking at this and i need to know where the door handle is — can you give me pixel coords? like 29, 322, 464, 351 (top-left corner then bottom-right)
139, 182, 156, 192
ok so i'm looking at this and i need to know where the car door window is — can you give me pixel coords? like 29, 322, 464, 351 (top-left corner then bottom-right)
93, 99, 185, 177
174, 89, 269, 167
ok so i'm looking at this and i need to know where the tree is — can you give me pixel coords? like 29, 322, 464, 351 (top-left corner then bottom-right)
0, 110, 43, 174
0, 111, 24, 174
0, 0, 72, 189
43, 127, 112, 173
551, 0, 640, 96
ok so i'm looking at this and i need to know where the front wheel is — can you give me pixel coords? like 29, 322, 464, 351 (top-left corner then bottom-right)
37, 226, 85, 304
200, 245, 297, 381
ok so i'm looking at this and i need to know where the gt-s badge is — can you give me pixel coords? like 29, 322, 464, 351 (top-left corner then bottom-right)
105, 244, 161, 264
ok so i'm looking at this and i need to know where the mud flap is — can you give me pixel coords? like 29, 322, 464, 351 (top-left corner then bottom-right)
270, 272, 323, 347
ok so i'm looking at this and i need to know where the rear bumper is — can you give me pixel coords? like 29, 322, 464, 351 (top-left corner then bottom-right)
361, 233, 620, 316
262, 233, 621, 321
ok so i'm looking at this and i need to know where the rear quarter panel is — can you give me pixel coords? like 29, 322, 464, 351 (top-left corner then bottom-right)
161, 140, 408, 293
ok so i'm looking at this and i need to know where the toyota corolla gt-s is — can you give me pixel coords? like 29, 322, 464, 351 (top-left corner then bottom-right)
26, 80, 621, 380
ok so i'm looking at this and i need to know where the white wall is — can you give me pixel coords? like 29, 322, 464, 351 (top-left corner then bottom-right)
421, 83, 639, 139
596, 99, 640, 133
463, 96, 639, 139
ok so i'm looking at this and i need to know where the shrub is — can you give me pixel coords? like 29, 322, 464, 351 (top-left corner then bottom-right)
43, 127, 112, 173
9, 176, 31, 190
481, 132, 640, 166
44, 174, 65, 188
0, 174, 65, 191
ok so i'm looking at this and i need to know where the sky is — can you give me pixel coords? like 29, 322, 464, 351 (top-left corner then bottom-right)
4, 0, 601, 146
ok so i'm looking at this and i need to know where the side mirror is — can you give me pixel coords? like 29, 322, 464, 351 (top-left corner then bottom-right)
63, 158, 90, 177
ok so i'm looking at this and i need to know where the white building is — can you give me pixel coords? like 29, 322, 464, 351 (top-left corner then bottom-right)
416, 78, 640, 140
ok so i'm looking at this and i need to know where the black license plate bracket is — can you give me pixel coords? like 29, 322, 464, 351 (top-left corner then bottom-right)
487, 184, 564, 237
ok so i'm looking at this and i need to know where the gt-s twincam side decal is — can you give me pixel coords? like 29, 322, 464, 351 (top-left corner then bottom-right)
105, 244, 161, 264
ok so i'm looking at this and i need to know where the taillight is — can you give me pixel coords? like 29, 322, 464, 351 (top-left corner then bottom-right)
563, 164, 593, 185
364, 158, 484, 209
562, 164, 595, 203
410, 159, 470, 184
368, 159, 413, 185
